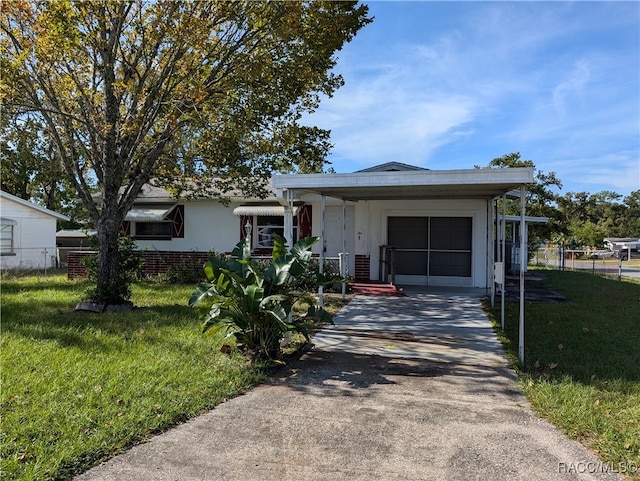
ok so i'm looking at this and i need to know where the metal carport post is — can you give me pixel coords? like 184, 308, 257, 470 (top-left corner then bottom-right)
519, 185, 526, 365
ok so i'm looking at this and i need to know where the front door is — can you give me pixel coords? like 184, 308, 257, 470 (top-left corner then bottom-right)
387, 216, 472, 286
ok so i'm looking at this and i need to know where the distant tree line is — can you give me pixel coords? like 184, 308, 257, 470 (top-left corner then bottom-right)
484, 153, 639, 249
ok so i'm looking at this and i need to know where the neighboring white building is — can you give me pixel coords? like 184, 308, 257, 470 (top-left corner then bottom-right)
604, 237, 640, 258
0, 190, 70, 270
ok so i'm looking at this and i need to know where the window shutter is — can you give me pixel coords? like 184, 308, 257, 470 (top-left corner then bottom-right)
171, 205, 185, 238
298, 204, 312, 239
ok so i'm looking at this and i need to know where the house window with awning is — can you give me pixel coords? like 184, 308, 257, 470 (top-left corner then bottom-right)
124, 205, 184, 240
233, 204, 312, 251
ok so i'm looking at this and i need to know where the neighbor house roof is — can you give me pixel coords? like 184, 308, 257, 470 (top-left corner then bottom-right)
0, 190, 70, 221
56, 229, 97, 238
356, 162, 429, 173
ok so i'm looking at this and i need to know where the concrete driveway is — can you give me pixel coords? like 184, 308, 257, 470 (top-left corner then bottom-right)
75, 288, 621, 481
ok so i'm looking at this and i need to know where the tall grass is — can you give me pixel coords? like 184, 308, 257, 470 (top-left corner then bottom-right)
488, 270, 640, 479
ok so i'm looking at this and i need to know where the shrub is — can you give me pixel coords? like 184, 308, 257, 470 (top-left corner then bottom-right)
80, 235, 144, 303
189, 236, 332, 360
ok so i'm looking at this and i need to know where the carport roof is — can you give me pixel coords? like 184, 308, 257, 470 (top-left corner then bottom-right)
273, 167, 534, 201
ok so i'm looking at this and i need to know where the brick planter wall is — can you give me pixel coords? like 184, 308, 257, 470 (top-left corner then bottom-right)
67, 251, 95, 279
67, 250, 210, 280
354, 254, 371, 281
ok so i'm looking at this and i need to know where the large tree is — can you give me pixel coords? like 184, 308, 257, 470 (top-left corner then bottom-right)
1, 0, 371, 302
624, 190, 640, 237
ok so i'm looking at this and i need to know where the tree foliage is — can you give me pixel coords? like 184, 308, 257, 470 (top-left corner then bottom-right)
556, 189, 640, 246
486, 152, 563, 245
484, 153, 639, 249
0, 112, 89, 227
1, 0, 371, 303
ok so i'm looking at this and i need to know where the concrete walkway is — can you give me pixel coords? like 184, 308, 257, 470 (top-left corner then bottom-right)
75, 288, 621, 481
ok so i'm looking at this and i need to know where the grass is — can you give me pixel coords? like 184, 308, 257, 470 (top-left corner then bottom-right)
486, 269, 640, 479
0, 273, 349, 481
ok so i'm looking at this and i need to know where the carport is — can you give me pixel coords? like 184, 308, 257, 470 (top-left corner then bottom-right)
273, 166, 534, 363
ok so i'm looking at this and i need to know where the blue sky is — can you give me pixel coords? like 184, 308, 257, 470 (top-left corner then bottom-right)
303, 1, 640, 198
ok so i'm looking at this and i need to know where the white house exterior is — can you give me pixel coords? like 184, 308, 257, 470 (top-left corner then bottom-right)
0, 190, 70, 270
274, 163, 535, 289
88, 163, 534, 290
118, 183, 313, 256
604, 237, 640, 259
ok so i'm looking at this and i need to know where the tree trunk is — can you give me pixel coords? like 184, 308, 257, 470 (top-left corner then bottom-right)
94, 202, 124, 304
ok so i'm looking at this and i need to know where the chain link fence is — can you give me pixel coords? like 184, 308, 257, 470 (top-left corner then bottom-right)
532, 247, 636, 279
0, 247, 66, 272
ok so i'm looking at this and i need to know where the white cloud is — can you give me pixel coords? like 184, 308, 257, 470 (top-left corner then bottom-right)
534, 153, 640, 195
303, 2, 639, 194
552, 61, 590, 117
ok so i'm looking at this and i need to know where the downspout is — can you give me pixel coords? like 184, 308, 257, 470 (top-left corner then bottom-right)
489, 198, 495, 306
341, 199, 347, 300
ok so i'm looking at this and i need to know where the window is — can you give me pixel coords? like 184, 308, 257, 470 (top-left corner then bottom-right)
255, 216, 298, 249
1, 219, 16, 255
134, 221, 172, 239
126, 205, 184, 240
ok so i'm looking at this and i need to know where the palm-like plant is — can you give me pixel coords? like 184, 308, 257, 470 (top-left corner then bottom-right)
189, 236, 331, 360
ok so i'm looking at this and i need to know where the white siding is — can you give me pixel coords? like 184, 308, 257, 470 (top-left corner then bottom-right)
299, 197, 490, 288
0, 198, 60, 269
365, 199, 489, 287
134, 200, 242, 254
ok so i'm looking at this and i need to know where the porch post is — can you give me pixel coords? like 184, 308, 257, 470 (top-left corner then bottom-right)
501, 194, 506, 330
318, 194, 326, 309
341, 199, 347, 299
519, 186, 526, 364
489, 198, 495, 307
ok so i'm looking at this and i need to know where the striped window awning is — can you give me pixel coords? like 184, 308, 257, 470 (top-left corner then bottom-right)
232, 205, 299, 217
0, 217, 17, 225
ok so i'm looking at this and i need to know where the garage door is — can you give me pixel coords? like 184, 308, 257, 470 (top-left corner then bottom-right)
387, 216, 472, 286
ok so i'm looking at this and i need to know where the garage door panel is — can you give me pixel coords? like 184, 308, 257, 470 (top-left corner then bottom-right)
387, 216, 472, 284
430, 217, 472, 250
395, 251, 428, 275
388, 217, 428, 248
429, 252, 472, 277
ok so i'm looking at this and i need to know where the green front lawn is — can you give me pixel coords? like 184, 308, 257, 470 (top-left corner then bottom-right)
487, 270, 640, 479
0, 273, 346, 481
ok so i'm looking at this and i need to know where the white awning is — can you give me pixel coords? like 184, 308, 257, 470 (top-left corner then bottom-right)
233, 205, 299, 217
0, 217, 17, 226
125, 206, 176, 222
504, 215, 549, 224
